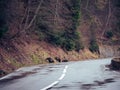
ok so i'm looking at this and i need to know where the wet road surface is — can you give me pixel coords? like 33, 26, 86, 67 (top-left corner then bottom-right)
0, 58, 120, 90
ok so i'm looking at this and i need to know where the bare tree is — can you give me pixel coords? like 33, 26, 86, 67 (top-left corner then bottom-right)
85, 0, 89, 9
101, 0, 112, 39
12, 0, 44, 38
53, 0, 60, 32
25, 0, 44, 30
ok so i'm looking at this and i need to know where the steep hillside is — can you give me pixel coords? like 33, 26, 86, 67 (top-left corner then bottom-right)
79, 0, 120, 56
0, 0, 120, 76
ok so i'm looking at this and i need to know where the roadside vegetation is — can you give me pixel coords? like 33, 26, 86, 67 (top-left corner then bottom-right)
0, 0, 8, 38
115, 0, 120, 37
89, 28, 99, 53
35, 0, 83, 51
1, 0, 120, 77
105, 31, 113, 39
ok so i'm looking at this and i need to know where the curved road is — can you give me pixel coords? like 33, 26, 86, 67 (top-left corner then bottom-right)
0, 58, 120, 90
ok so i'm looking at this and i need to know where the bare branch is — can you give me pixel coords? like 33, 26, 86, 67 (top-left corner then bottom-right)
25, 0, 44, 30
101, 0, 111, 38
19, 8, 28, 30
85, 0, 89, 9
54, 0, 59, 30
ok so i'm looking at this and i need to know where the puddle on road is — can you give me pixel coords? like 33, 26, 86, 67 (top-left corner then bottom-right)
80, 78, 115, 90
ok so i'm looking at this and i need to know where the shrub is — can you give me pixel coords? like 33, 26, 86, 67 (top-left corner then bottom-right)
38, 32, 46, 41
105, 31, 113, 39
75, 41, 84, 52
48, 32, 64, 46
0, 0, 8, 38
71, 0, 81, 30
48, 32, 83, 51
35, 0, 83, 51
64, 39, 75, 51
89, 40, 99, 53
0, 25, 8, 38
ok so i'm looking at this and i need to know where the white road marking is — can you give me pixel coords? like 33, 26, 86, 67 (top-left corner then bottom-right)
41, 81, 59, 90
40, 65, 68, 90
63, 68, 67, 74
58, 73, 65, 80
65, 65, 68, 69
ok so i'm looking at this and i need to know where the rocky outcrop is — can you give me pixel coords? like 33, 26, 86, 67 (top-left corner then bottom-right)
110, 58, 120, 70
55, 57, 61, 62
62, 59, 68, 62
46, 58, 54, 63
0, 70, 7, 77
46, 57, 68, 63
99, 45, 120, 58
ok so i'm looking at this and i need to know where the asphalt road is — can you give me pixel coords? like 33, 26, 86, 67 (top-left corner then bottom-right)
0, 58, 120, 90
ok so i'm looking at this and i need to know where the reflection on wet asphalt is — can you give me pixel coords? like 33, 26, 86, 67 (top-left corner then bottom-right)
0, 58, 120, 90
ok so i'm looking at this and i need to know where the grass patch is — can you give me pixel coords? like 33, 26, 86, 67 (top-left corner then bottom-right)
31, 54, 44, 64
7, 58, 23, 68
